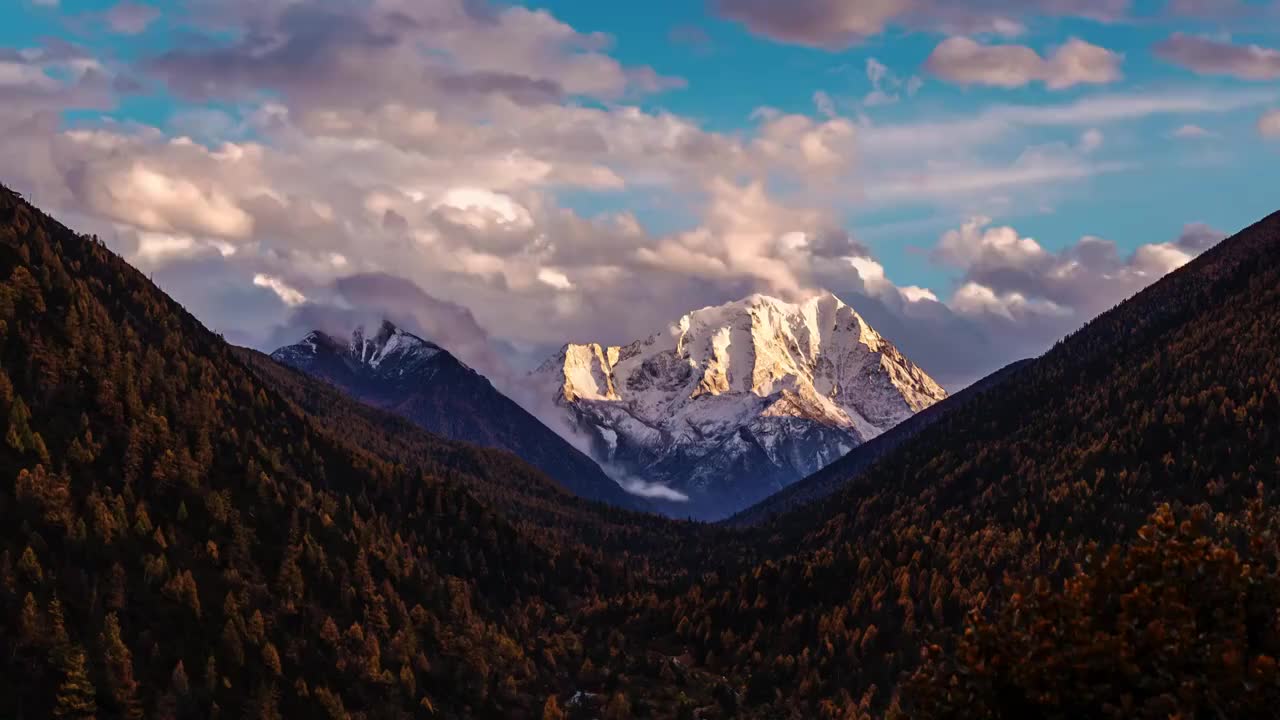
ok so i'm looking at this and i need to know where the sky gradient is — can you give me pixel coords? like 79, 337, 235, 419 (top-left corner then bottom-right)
4, 0, 1280, 388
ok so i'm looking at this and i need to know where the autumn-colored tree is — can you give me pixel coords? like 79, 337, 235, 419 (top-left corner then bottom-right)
604, 691, 632, 720
541, 695, 565, 720
99, 614, 143, 720
53, 647, 97, 720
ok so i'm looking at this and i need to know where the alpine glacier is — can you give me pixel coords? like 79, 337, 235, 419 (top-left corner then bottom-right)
532, 292, 947, 519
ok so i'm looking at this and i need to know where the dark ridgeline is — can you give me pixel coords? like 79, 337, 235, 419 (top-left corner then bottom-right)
270, 325, 648, 512
3, 181, 1280, 718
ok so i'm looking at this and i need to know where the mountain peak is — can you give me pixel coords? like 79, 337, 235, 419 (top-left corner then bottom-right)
273, 322, 443, 373
532, 290, 947, 518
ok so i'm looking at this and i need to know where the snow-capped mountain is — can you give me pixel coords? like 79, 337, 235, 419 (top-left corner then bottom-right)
532, 292, 947, 519
271, 321, 647, 511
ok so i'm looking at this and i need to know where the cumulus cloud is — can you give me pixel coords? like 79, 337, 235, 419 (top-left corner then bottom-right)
0, 0, 1252, 403
1155, 34, 1280, 80
934, 218, 1224, 338
926, 37, 1122, 90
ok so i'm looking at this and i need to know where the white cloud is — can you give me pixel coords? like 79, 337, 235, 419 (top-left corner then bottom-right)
253, 274, 307, 306
934, 219, 1222, 330
537, 268, 574, 291
951, 282, 1072, 322
936, 217, 1048, 269
83, 160, 256, 240
621, 479, 690, 501
435, 188, 535, 230
926, 37, 1122, 90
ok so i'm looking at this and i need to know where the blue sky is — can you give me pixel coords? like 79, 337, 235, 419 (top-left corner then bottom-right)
4, 0, 1280, 386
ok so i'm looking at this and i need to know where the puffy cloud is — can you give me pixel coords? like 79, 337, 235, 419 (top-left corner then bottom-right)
950, 282, 1071, 322
1155, 34, 1280, 80
926, 37, 1122, 90
751, 111, 858, 177
1259, 110, 1280, 138
935, 217, 1048, 269
934, 219, 1224, 333
77, 159, 256, 239
0, 0, 1253, 401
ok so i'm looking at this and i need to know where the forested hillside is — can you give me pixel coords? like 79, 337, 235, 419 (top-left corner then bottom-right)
597, 207, 1280, 717
3, 182, 1280, 719
0, 185, 729, 718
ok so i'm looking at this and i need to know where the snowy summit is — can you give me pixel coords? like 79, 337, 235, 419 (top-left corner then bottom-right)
533, 291, 947, 519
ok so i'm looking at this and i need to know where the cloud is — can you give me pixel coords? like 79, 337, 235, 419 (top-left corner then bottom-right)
621, 478, 690, 502
935, 218, 1224, 331
0, 0, 1253, 403
713, 0, 910, 48
1155, 34, 1280, 80
713, 0, 1131, 48
818, 219, 1225, 387
863, 57, 920, 106
147, 0, 681, 110
73, 157, 256, 240
926, 37, 1122, 90
253, 273, 306, 306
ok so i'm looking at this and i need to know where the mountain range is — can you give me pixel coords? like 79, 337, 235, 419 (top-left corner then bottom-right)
532, 292, 947, 518
270, 321, 646, 511
4, 183, 1279, 718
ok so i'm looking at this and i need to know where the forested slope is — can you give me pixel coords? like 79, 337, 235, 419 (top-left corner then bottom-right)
595, 207, 1280, 717
0, 185, 723, 718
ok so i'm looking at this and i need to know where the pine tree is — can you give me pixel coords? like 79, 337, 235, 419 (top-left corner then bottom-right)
99, 614, 142, 720
53, 646, 98, 720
